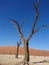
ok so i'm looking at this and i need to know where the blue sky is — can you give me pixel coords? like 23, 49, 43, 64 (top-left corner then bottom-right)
0, 0, 49, 50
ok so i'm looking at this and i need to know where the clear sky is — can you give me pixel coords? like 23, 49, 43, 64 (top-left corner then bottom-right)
0, 0, 49, 50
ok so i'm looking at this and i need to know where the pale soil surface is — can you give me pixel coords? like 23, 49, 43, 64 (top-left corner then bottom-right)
0, 54, 49, 65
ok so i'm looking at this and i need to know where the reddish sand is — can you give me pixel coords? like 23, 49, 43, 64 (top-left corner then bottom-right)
0, 46, 49, 56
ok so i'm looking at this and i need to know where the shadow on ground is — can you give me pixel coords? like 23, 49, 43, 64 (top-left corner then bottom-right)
32, 60, 49, 64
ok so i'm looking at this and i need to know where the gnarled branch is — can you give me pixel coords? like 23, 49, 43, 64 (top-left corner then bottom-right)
10, 19, 24, 41
17, 39, 22, 46
27, 0, 39, 41
34, 24, 48, 34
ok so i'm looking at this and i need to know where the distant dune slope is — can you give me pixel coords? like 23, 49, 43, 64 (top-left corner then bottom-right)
0, 46, 49, 56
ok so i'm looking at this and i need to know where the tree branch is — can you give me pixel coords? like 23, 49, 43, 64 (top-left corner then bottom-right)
34, 26, 41, 33
19, 39, 22, 46
17, 41, 21, 46
34, 24, 48, 34
10, 19, 24, 41
27, 0, 39, 41
20, 18, 30, 28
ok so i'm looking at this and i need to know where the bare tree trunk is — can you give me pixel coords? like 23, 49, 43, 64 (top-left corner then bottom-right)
16, 40, 21, 58
24, 41, 29, 62
16, 45, 19, 58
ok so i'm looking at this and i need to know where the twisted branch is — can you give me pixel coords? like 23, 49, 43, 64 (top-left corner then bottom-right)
34, 25, 49, 33
10, 19, 24, 41
27, 0, 39, 41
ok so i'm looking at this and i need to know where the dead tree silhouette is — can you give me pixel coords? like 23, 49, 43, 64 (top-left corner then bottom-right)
16, 39, 21, 58
10, 0, 39, 63
10, 0, 48, 65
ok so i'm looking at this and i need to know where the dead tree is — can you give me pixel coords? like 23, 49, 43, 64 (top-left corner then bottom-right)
10, 0, 48, 64
16, 39, 21, 58
10, 0, 39, 63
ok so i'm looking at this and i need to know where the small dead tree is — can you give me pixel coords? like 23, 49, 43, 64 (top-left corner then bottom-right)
16, 39, 21, 58
10, 0, 48, 64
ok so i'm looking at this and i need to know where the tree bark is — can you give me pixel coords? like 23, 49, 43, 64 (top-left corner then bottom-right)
16, 45, 19, 58
24, 41, 29, 62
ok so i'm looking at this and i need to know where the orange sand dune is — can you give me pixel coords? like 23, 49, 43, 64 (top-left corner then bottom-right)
0, 46, 49, 56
